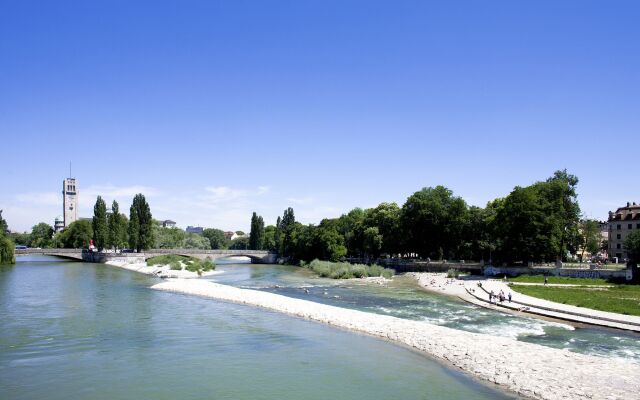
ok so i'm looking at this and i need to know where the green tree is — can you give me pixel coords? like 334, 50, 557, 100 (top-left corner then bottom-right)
0, 236, 14, 265
362, 226, 383, 259
92, 196, 108, 250
401, 186, 468, 259
279, 207, 296, 258
337, 208, 366, 257
249, 212, 265, 250
229, 236, 249, 250
107, 201, 128, 250
363, 202, 402, 256
182, 233, 211, 249
0, 210, 8, 234
54, 220, 93, 248
128, 206, 140, 250
154, 223, 186, 248
262, 225, 277, 251
0, 210, 14, 265
203, 228, 228, 249
30, 222, 54, 248
579, 219, 601, 261
625, 231, 640, 266
129, 194, 153, 252
274, 216, 282, 253
10, 232, 31, 246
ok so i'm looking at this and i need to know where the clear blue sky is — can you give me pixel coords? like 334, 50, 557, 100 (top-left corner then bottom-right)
1, 0, 638, 232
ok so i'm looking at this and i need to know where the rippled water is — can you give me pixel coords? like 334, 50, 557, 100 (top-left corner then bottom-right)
0, 256, 513, 400
211, 262, 640, 363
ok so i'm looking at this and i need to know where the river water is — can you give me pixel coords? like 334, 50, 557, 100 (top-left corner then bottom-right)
1, 256, 513, 400
210, 262, 640, 363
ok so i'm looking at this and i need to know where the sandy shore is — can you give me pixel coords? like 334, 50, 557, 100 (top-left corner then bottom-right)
105, 260, 221, 279
152, 278, 640, 400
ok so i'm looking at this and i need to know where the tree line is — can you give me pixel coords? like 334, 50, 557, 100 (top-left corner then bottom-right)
246, 170, 612, 265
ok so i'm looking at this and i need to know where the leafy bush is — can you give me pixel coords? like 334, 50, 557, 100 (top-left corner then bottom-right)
147, 254, 215, 274
446, 268, 460, 278
305, 259, 395, 280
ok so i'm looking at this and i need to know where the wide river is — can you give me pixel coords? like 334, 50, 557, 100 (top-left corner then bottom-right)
1, 256, 513, 400
2, 256, 639, 400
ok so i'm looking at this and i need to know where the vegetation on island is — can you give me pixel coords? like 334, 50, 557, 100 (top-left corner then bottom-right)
146, 254, 215, 274
0, 210, 15, 265
301, 259, 394, 279
512, 284, 640, 316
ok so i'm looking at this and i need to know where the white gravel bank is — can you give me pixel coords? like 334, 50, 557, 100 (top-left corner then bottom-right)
152, 279, 640, 400
106, 260, 221, 278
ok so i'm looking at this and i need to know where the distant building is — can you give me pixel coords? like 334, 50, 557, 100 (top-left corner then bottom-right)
162, 220, 177, 228
62, 177, 78, 228
608, 202, 640, 262
54, 216, 64, 233
186, 226, 204, 235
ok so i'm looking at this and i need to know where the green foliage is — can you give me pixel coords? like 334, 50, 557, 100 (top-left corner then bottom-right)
0, 210, 8, 234
107, 201, 128, 250
249, 212, 265, 250
147, 254, 215, 273
401, 186, 468, 260
305, 259, 394, 279
229, 236, 249, 250
508, 275, 608, 286
203, 228, 229, 249
182, 233, 211, 249
491, 171, 581, 264
279, 207, 296, 257
92, 196, 108, 250
362, 226, 383, 259
579, 219, 601, 260
446, 268, 461, 278
129, 194, 153, 252
154, 225, 186, 248
512, 285, 640, 316
0, 236, 15, 265
53, 220, 92, 248
262, 225, 277, 251
30, 222, 54, 248
9, 232, 31, 246
625, 231, 640, 264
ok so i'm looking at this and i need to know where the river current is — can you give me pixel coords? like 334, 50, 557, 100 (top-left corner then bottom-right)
1, 256, 513, 400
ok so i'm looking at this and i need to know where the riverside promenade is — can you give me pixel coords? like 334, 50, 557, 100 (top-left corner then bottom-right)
414, 273, 640, 333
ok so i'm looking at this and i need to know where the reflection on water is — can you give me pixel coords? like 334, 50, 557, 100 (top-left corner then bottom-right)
211, 263, 640, 363
1, 256, 513, 400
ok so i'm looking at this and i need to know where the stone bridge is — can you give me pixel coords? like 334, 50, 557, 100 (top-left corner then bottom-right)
15, 248, 278, 264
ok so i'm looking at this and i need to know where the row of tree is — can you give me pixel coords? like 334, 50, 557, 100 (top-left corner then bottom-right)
246, 170, 622, 265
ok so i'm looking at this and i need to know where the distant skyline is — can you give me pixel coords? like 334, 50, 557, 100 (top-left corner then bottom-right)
1, 1, 638, 232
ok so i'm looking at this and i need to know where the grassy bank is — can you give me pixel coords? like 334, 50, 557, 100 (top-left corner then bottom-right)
512, 285, 640, 316
302, 259, 394, 279
508, 275, 609, 286
147, 254, 215, 274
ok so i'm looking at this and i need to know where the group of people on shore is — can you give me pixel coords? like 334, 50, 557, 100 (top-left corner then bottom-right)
489, 289, 511, 304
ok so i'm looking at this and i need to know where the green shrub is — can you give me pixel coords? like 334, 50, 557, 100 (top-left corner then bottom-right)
170, 261, 182, 270
201, 258, 215, 271
446, 268, 460, 278
305, 259, 395, 280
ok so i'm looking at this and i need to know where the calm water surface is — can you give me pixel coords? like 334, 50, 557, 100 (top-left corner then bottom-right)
1, 256, 513, 400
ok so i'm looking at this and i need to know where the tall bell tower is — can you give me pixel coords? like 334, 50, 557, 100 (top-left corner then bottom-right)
63, 177, 78, 227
